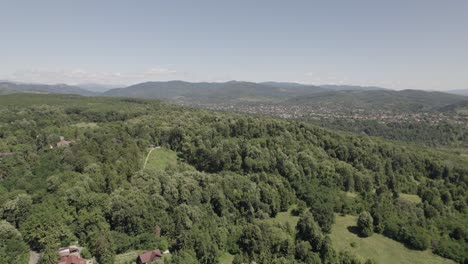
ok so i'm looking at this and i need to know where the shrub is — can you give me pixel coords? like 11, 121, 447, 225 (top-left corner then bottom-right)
357, 211, 374, 237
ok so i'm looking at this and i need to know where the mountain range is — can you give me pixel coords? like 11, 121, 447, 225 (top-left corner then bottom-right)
0, 81, 467, 112
0, 82, 98, 96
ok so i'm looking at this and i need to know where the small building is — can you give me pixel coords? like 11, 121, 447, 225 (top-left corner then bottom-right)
136, 249, 162, 264
57, 246, 92, 264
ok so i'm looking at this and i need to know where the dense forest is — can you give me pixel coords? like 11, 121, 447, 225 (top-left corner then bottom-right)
0, 94, 466, 264
313, 119, 467, 148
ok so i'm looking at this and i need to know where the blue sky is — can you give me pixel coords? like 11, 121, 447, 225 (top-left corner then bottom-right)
0, 0, 467, 90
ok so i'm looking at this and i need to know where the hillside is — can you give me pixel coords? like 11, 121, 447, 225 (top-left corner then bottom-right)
0, 81, 98, 96
287, 89, 468, 112
330, 215, 454, 264
0, 94, 466, 264
103, 81, 467, 113
103, 80, 326, 103
447, 89, 468, 96
0, 86, 16, 95
2, 81, 464, 113
319, 84, 389, 91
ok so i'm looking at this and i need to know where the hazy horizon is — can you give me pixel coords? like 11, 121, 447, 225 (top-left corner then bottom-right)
1, 0, 467, 90
2, 79, 468, 93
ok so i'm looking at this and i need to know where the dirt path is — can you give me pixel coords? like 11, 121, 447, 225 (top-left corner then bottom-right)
143, 146, 160, 169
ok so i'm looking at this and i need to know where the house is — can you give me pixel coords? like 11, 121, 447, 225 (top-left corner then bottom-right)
58, 255, 86, 264
57, 246, 92, 264
136, 249, 162, 264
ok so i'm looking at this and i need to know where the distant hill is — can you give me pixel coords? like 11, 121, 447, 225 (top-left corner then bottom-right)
3, 80, 465, 113
319, 84, 389, 91
0, 86, 17, 95
103, 81, 468, 111
0, 82, 98, 96
261, 82, 388, 91
438, 100, 468, 115
104, 81, 326, 103
103, 81, 393, 104
261, 81, 325, 90
446, 89, 468, 96
287, 89, 468, 112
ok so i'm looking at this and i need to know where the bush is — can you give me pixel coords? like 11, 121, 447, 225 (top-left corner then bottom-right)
357, 211, 374, 237
81, 247, 92, 259
110, 231, 132, 254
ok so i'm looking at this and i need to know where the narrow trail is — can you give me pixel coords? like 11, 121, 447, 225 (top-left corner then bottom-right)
143, 146, 160, 170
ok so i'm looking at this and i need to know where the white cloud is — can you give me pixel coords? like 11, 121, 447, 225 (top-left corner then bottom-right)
4, 67, 182, 86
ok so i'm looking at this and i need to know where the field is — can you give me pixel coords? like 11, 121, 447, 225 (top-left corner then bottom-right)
343, 191, 358, 198
219, 252, 235, 264
399, 193, 422, 203
330, 215, 454, 264
259, 207, 300, 228
73, 122, 98, 128
115, 250, 141, 264
143, 147, 178, 171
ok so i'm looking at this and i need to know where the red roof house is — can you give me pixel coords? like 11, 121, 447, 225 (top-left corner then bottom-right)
136, 249, 162, 264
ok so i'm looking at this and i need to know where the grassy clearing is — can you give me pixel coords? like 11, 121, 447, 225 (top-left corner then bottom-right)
73, 122, 98, 128
343, 191, 358, 198
144, 147, 178, 171
330, 215, 454, 264
399, 193, 422, 204
258, 206, 299, 229
115, 250, 140, 264
259, 207, 300, 228
219, 252, 234, 264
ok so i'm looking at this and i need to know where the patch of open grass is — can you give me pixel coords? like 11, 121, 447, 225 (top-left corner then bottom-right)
73, 122, 98, 128
115, 250, 141, 264
399, 193, 422, 204
144, 147, 178, 171
343, 191, 358, 198
219, 252, 234, 264
258, 206, 300, 228
330, 215, 454, 264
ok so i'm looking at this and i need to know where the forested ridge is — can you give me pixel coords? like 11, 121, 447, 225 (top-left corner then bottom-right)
0, 94, 466, 264
313, 119, 468, 148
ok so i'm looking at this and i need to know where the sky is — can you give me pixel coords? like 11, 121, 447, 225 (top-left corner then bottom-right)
0, 0, 467, 90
